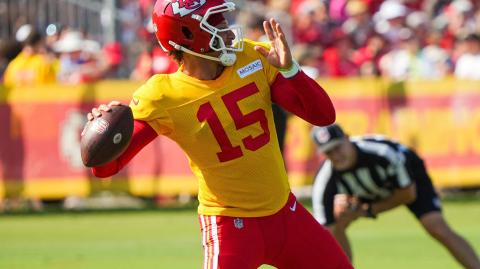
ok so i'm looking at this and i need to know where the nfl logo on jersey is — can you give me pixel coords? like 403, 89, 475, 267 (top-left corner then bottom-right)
233, 218, 244, 229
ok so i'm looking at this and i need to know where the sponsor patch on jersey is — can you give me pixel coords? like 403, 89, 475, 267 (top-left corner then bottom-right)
237, 59, 263, 78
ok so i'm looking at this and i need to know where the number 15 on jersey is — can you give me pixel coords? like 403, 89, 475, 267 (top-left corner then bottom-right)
196, 83, 271, 162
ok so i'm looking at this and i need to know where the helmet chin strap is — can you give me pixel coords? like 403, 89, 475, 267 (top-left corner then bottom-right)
168, 41, 236, 66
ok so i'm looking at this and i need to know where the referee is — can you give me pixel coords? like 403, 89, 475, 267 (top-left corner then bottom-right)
311, 124, 480, 269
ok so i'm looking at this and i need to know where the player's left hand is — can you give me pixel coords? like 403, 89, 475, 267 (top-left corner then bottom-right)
254, 18, 293, 70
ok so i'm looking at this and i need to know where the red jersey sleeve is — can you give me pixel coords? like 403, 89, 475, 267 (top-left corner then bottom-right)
92, 120, 158, 178
270, 71, 336, 126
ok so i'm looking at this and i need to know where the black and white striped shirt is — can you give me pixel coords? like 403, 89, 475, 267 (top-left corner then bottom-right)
312, 136, 414, 225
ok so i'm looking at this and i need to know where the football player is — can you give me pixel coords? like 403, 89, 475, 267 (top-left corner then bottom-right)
311, 123, 480, 268
87, 0, 352, 268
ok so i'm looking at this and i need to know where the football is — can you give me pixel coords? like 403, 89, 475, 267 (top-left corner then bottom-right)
80, 104, 134, 167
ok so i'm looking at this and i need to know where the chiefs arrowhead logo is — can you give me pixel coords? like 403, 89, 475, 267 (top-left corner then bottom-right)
171, 0, 206, 17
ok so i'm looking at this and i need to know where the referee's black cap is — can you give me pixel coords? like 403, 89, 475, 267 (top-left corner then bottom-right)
311, 124, 346, 152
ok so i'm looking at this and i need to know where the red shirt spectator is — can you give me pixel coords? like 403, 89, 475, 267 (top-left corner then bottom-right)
131, 43, 177, 81
322, 31, 359, 77
352, 34, 386, 76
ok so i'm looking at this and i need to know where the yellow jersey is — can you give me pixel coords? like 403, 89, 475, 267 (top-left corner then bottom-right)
3, 52, 56, 88
131, 40, 290, 217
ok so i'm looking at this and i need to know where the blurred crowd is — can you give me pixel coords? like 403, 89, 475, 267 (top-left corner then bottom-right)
0, 24, 126, 88
241, 0, 480, 80
1, 0, 480, 89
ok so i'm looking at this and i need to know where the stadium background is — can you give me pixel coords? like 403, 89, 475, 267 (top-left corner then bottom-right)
2, 77, 480, 201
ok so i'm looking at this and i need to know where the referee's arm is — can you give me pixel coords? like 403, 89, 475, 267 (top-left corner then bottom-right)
312, 162, 354, 261
368, 184, 416, 216
312, 161, 336, 225
368, 154, 417, 216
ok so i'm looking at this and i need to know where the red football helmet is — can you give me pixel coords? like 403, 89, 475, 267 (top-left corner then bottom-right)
152, 0, 244, 66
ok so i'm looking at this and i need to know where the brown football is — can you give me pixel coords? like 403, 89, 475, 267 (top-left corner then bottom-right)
80, 104, 134, 167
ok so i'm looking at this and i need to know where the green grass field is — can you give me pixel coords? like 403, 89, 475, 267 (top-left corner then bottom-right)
0, 199, 479, 269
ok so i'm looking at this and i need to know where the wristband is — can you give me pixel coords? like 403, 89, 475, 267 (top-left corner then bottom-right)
279, 60, 300, 78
